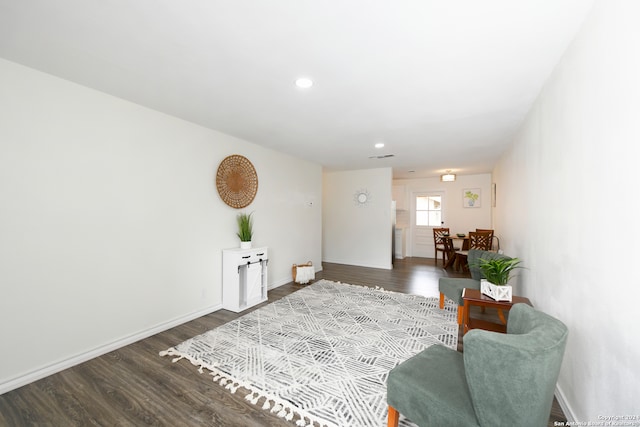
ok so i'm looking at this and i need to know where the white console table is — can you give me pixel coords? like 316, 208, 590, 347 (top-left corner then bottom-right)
222, 247, 268, 312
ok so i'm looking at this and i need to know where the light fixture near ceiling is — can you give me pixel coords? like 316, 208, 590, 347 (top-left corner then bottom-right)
295, 77, 313, 89
440, 170, 456, 182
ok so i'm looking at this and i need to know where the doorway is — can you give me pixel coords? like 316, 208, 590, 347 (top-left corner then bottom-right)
410, 191, 444, 258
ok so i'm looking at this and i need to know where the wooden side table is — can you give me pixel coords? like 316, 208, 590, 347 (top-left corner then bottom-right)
462, 288, 532, 335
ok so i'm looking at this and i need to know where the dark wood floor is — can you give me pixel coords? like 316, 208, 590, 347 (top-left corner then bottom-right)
0, 258, 567, 426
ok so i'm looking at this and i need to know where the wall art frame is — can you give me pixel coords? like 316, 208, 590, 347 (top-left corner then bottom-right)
463, 188, 481, 208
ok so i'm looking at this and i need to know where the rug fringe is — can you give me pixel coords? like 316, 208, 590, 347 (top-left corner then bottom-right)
271, 403, 282, 413
256, 395, 336, 427
160, 349, 338, 427
158, 348, 185, 363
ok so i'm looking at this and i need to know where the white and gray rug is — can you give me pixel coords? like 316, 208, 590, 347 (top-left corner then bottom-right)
160, 279, 458, 427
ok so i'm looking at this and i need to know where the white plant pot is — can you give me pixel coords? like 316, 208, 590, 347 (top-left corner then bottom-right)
480, 279, 512, 302
240, 241, 252, 249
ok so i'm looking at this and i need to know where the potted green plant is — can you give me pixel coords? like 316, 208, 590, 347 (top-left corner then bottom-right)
476, 257, 523, 301
236, 212, 253, 249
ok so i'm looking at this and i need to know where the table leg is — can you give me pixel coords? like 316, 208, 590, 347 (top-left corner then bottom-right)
463, 299, 471, 335
497, 308, 507, 325
444, 253, 454, 269
442, 237, 457, 269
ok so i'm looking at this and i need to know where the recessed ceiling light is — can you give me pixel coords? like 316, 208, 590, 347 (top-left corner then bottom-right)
295, 78, 313, 89
374, 142, 385, 149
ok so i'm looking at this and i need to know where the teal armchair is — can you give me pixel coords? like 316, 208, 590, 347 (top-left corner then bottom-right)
386, 303, 568, 427
438, 249, 510, 324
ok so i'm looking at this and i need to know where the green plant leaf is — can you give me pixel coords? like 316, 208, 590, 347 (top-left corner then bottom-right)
475, 257, 523, 286
236, 212, 254, 242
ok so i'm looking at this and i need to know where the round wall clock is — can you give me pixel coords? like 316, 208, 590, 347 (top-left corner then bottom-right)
216, 155, 258, 209
354, 189, 371, 206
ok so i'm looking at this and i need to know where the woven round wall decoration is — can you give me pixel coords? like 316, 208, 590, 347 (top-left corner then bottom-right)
216, 155, 258, 209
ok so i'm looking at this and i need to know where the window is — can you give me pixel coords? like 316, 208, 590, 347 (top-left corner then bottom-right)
416, 195, 442, 226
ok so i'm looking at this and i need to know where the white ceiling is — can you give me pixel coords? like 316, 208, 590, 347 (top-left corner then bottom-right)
0, 0, 594, 179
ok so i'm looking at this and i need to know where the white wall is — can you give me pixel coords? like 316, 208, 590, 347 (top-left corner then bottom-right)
493, 0, 639, 419
394, 174, 493, 256
323, 168, 392, 269
0, 58, 322, 393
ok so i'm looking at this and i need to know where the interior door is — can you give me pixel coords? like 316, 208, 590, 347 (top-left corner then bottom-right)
410, 191, 444, 258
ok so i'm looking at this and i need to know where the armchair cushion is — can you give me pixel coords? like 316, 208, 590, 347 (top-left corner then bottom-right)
387, 345, 479, 427
438, 278, 480, 306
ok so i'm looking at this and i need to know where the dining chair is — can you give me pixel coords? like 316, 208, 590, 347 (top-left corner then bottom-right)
441, 234, 459, 269
475, 229, 494, 250
433, 228, 458, 266
454, 231, 493, 272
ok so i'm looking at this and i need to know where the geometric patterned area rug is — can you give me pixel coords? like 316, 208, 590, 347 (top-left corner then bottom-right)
160, 279, 458, 427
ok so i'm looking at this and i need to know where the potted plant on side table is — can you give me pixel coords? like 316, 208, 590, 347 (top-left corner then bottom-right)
476, 257, 523, 302
236, 212, 253, 249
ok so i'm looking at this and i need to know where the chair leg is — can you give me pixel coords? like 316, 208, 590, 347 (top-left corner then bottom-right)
439, 292, 445, 309
457, 305, 465, 325
387, 405, 400, 427
460, 255, 469, 273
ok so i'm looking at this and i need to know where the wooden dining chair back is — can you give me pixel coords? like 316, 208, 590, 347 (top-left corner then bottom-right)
433, 228, 451, 265
468, 231, 493, 251
453, 231, 493, 272
475, 229, 494, 250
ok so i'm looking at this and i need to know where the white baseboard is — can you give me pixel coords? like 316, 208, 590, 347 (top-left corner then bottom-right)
0, 303, 222, 395
2, 265, 328, 395
556, 384, 577, 422
268, 276, 294, 290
